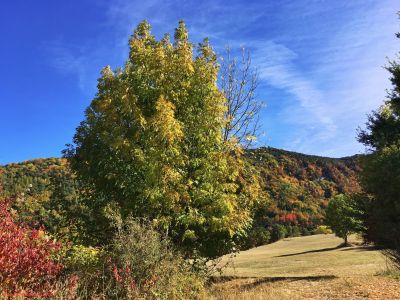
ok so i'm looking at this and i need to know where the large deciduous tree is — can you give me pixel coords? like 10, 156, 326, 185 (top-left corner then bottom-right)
65, 21, 258, 259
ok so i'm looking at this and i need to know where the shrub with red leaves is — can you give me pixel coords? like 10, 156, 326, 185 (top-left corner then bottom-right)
0, 199, 63, 296
278, 213, 298, 224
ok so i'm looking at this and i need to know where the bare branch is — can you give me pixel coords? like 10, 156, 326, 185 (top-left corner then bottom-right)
220, 47, 263, 148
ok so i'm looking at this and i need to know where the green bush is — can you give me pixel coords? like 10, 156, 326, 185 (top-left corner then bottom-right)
314, 225, 333, 235
242, 226, 271, 249
286, 225, 301, 237
58, 218, 206, 299
302, 227, 311, 236
109, 218, 205, 299
270, 224, 287, 242
64, 245, 102, 272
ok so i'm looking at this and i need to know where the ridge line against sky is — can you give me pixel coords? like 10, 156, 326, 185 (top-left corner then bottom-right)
0, 0, 398, 164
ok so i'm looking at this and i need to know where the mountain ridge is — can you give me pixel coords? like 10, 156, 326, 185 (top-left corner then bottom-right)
0, 146, 363, 167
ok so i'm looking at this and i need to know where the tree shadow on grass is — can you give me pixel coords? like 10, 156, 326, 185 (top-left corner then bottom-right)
339, 245, 380, 252
240, 275, 337, 290
209, 275, 338, 290
209, 275, 257, 284
274, 244, 346, 257
273, 244, 379, 258
209, 275, 337, 287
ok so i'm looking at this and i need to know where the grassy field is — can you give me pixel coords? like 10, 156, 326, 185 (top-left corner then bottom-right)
210, 234, 400, 299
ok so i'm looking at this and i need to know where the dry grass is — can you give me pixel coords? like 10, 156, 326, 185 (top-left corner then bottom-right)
209, 275, 400, 299
218, 234, 386, 277
208, 234, 400, 299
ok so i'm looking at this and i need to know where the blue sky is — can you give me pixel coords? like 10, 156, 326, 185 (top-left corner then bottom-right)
0, 0, 398, 164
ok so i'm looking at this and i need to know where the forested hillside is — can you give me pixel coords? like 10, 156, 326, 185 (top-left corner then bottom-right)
242, 147, 361, 247
0, 158, 67, 197
0, 147, 361, 246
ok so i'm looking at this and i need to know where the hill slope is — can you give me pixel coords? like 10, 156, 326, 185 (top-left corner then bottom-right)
0, 147, 361, 197
0, 157, 67, 197
241, 147, 360, 247
0, 147, 361, 244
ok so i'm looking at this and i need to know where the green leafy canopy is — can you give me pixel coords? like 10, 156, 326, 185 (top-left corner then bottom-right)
64, 20, 258, 259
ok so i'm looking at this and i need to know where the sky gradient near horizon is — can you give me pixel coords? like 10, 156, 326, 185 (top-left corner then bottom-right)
0, 0, 399, 164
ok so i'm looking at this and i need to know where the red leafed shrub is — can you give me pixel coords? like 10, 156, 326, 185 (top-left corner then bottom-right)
278, 213, 298, 224
111, 264, 138, 295
0, 198, 63, 296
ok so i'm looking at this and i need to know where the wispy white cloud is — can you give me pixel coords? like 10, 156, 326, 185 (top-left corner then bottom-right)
252, 41, 336, 134
308, 1, 398, 156
44, 40, 90, 91
245, 1, 399, 157
44, 0, 399, 157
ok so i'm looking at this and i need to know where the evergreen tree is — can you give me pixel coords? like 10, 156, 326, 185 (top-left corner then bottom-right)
358, 15, 400, 267
358, 60, 400, 150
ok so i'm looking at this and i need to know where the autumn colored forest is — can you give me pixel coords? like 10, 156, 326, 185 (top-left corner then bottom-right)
0, 147, 360, 247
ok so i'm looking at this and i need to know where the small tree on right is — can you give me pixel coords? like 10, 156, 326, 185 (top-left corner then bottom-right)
325, 194, 362, 245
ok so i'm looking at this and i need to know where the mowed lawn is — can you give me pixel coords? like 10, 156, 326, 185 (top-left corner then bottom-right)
220, 234, 386, 277
210, 234, 400, 299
